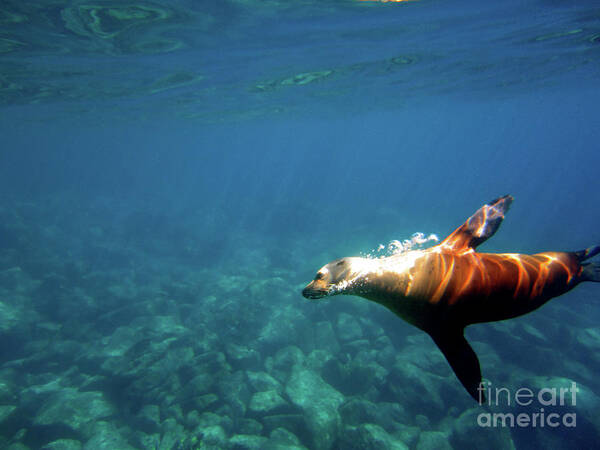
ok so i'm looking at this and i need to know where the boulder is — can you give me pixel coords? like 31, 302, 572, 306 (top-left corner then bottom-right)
41, 439, 83, 450
218, 371, 251, 418
0, 405, 16, 425
285, 366, 344, 450
339, 423, 409, 450
34, 389, 114, 436
450, 407, 515, 450
238, 418, 263, 435
83, 421, 136, 450
199, 425, 228, 448
269, 427, 302, 446
313, 321, 340, 354
136, 404, 161, 433
416, 431, 453, 450
246, 371, 282, 393
229, 434, 269, 449
249, 390, 291, 416
226, 343, 261, 370
336, 313, 363, 342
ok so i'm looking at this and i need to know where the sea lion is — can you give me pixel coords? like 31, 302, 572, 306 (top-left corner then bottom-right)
302, 195, 600, 402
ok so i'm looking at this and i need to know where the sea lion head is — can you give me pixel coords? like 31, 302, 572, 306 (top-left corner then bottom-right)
302, 257, 361, 299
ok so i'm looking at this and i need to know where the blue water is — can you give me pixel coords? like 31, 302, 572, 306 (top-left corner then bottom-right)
1, 0, 600, 449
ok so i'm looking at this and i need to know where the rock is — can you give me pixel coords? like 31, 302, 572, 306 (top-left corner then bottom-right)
342, 339, 371, 355
519, 323, 547, 343
258, 306, 304, 351
34, 389, 114, 435
575, 328, 600, 367
0, 266, 39, 293
415, 414, 430, 429
83, 421, 136, 450
21, 377, 64, 408
194, 412, 233, 434
339, 398, 379, 426
0, 300, 22, 333
395, 424, 421, 448
265, 441, 308, 450
100, 325, 142, 357
339, 423, 409, 450
226, 343, 261, 369
95, 326, 197, 402
164, 346, 195, 371
313, 321, 340, 354
199, 425, 228, 448
322, 356, 387, 396
451, 407, 515, 450
269, 427, 302, 446
273, 346, 305, 372
238, 418, 263, 435
41, 439, 83, 450
6, 444, 31, 450
249, 390, 290, 416
134, 432, 160, 449
376, 403, 409, 432
218, 371, 251, 418
340, 399, 407, 433
0, 372, 15, 404
358, 317, 385, 339
186, 410, 201, 428
136, 404, 160, 433
192, 393, 219, 411
388, 360, 446, 419
285, 366, 344, 450
246, 371, 282, 393
262, 414, 307, 437
159, 417, 185, 450
164, 402, 184, 422
229, 434, 269, 449
306, 349, 335, 372
189, 349, 228, 376
416, 431, 453, 450
520, 375, 600, 439
187, 371, 216, 396
400, 334, 448, 374
0, 405, 16, 424
336, 313, 363, 342
137, 315, 189, 337
576, 327, 600, 351
8, 427, 26, 444
355, 351, 388, 387
375, 342, 396, 368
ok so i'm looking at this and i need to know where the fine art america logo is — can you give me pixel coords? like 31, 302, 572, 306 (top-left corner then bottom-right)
477, 381, 578, 428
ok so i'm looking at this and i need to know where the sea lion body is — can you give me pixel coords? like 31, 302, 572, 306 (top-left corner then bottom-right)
358, 248, 581, 329
302, 195, 600, 402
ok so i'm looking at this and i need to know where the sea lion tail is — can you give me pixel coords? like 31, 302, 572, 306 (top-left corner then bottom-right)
581, 263, 600, 282
575, 245, 600, 262
576, 245, 600, 282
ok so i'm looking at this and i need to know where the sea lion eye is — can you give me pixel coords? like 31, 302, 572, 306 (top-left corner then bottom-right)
336, 260, 345, 267
315, 272, 324, 280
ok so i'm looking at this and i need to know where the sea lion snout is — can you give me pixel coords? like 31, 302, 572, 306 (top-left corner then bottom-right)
302, 279, 329, 299
302, 258, 357, 299
303, 265, 337, 299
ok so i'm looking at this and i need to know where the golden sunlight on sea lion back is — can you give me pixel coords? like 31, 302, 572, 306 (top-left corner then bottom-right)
303, 195, 600, 402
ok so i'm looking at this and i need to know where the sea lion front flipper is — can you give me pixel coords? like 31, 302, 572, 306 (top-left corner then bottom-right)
429, 328, 484, 403
441, 195, 513, 251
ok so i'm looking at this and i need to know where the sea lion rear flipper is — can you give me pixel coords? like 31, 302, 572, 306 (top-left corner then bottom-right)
430, 328, 484, 403
441, 195, 513, 251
